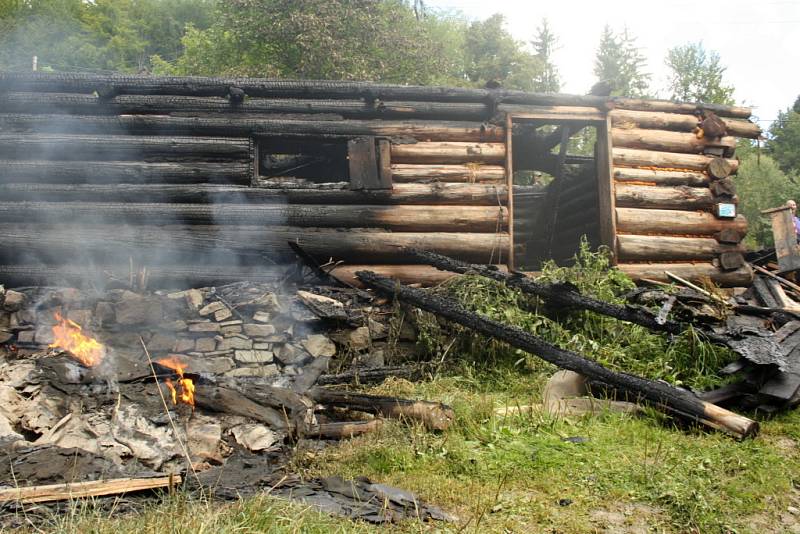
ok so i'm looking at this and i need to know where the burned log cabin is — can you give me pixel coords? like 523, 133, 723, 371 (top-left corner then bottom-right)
0, 72, 760, 288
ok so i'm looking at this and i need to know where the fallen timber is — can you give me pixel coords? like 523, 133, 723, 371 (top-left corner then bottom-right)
355, 270, 758, 438
406, 249, 686, 335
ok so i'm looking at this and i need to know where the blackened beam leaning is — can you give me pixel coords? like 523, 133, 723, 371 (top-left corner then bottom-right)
355, 270, 758, 439
406, 248, 686, 335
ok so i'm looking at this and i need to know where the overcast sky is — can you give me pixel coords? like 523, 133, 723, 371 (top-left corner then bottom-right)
427, 0, 800, 127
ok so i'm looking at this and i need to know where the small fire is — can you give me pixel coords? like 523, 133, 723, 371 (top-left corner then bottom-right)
157, 356, 195, 409
49, 312, 105, 367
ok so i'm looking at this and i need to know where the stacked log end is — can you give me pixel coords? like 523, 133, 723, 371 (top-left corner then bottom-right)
609, 101, 760, 286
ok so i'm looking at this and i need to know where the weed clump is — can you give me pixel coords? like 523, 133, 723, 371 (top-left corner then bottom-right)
417, 240, 736, 390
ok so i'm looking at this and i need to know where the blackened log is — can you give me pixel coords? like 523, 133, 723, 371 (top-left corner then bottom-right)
308, 387, 454, 431
303, 419, 383, 439
406, 249, 686, 335
0, 114, 504, 142
355, 270, 758, 438
0, 160, 251, 184
0, 134, 249, 161
0, 263, 285, 288
0, 182, 507, 206
195, 386, 289, 430
0, 224, 508, 265
0, 72, 609, 107
0, 201, 507, 232
316, 366, 420, 385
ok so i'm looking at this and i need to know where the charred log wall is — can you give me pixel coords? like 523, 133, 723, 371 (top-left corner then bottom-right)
0, 73, 516, 287
0, 72, 760, 287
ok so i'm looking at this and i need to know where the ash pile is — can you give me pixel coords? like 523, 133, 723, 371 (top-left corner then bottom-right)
0, 280, 453, 523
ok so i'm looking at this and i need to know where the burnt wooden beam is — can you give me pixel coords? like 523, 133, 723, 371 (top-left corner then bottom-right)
0, 72, 610, 107
0, 160, 251, 185
308, 388, 454, 431
0, 224, 508, 265
0, 182, 507, 206
0, 201, 508, 232
355, 270, 758, 438
0, 134, 249, 161
0, 113, 504, 142
406, 248, 685, 335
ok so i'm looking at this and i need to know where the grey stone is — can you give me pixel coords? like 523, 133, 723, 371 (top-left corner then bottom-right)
359, 349, 385, 368
115, 296, 163, 325
34, 325, 55, 345
348, 327, 371, 351
202, 357, 235, 374
368, 319, 388, 340
243, 323, 276, 337
253, 342, 272, 350
302, 334, 336, 358
17, 330, 34, 343
0, 330, 12, 344
214, 308, 233, 322
275, 343, 307, 366
174, 338, 195, 353
163, 320, 188, 331
231, 424, 278, 451
184, 289, 204, 310
147, 333, 174, 352
194, 337, 217, 352
199, 301, 226, 317
220, 325, 243, 336
67, 309, 93, 327
234, 350, 274, 364
252, 311, 271, 323
95, 302, 115, 325
196, 349, 233, 357
220, 320, 243, 327
217, 337, 253, 351
188, 322, 220, 334
3, 290, 25, 312
225, 365, 279, 378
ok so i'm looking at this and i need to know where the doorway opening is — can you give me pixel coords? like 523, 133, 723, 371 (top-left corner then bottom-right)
511, 117, 610, 270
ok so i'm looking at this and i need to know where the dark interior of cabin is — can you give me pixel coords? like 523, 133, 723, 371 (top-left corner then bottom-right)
512, 119, 603, 270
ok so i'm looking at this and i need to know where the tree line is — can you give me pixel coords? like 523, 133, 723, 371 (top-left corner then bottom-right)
1, 0, 798, 248
0, 0, 734, 102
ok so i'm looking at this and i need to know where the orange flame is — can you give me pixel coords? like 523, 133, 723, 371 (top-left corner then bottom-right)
49, 312, 105, 367
157, 356, 195, 408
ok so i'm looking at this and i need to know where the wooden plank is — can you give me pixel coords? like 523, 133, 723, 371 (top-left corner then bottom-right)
616, 207, 748, 237
391, 164, 505, 183
613, 147, 739, 173
377, 139, 393, 189
617, 262, 753, 287
615, 183, 716, 210
597, 115, 617, 260
0, 476, 180, 504
764, 206, 800, 273
617, 234, 744, 262
506, 113, 515, 269
390, 142, 506, 164
613, 167, 709, 187
0, 201, 508, 232
0, 182, 508, 206
348, 137, 379, 191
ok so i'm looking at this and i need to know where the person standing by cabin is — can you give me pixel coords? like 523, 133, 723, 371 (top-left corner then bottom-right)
788, 200, 800, 241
